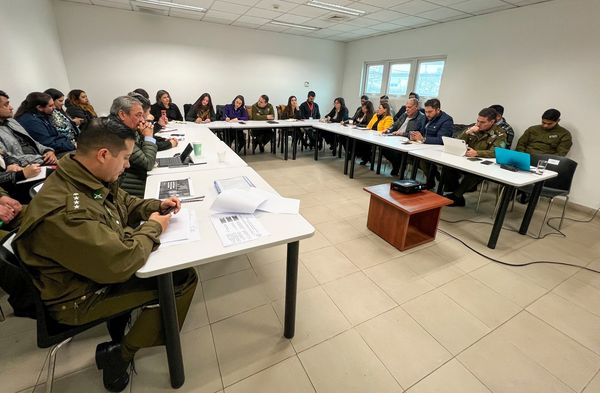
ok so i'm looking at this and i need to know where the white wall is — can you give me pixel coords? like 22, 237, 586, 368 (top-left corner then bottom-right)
0, 0, 70, 103
52, 1, 345, 116
342, 0, 600, 208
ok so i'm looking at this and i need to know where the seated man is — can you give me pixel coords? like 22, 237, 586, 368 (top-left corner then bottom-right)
13, 117, 198, 392
489, 104, 515, 148
444, 108, 508, 207
299, 91, 321, 149
516, 108, 572, 156
251, 94, 275, 153
383, 98, 426, 176
0, 90, 57, 166
15, 92, 76, 155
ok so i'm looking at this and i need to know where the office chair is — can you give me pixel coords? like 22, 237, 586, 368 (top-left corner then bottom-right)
0, 234, 139, 393
183, 104, 192, 120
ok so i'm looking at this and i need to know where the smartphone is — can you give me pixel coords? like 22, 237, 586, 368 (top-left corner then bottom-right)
238, 121, 246, 124
160, 205, 177, 215
480, 160, 494, 165
467, 157, 482, 161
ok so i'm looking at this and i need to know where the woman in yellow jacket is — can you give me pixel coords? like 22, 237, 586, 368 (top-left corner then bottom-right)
367, 103, 393, 132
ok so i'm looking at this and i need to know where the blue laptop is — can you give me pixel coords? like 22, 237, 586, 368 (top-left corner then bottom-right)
495, 148, 531, 171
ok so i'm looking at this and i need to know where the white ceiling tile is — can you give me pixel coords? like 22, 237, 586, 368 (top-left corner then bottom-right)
204, 9, 239, 20
273, 13, 312, 23
257, 23, 289, 31
210, 1, 250, 13
63, 0, 92, 4
90, 0, 132, 9
426, 0, 465, 5
304, 18, 338, 27
366, 9, 409, 22
452, 0, 513, 14
288, 4, 331, 18
235, 15, 271, 24
328, 23, 358, 31
254, 0, 298, 13
169, 9, 206, 19
177, 0, 215, 7
390, 0, 439, 15
345, 17, 379, 27
306, 28, 341, 37
348, 1, 383, 13
418, 6, 469, 20
390, 15, 431, 26
244, 7, 283, 18
369, 22, 405, 31
360, 0, 411, 8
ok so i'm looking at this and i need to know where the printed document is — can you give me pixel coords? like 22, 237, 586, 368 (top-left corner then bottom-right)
211, 213, 269, 247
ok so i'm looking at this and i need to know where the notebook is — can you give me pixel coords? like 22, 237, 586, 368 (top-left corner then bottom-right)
442, 136, 467, 156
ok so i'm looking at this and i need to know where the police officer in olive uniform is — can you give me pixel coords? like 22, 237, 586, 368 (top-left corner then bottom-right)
13, 117, 198, 392
444, 108, 508, 207
516, 108, 572, 156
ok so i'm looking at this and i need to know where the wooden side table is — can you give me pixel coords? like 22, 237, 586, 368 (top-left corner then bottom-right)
363, 184, 452, 251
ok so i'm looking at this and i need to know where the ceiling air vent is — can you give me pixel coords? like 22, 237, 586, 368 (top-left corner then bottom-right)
326, 14, 349, 22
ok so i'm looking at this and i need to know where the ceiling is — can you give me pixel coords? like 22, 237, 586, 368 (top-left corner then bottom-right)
60, 0, 553, 42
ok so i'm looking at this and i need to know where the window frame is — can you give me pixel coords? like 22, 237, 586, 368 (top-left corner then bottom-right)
361, 55, 447, 101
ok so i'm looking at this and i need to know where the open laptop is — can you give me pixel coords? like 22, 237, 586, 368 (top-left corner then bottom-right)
442, 136, 467, 156
495, 147, 531, 171
156, 143, 193, 167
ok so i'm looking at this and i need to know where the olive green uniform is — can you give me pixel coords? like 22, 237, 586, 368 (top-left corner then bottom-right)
13, 154, 197, 361
445, 125, 508, 197
250, 103, 275, 148
516, 124, 572, 156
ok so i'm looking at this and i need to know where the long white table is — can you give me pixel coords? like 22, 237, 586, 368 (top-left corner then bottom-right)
409, 149, 558, 249
139, 166, 315, 388
150, 123, 247, 176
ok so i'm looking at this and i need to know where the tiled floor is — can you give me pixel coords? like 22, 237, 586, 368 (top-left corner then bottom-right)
2, 150, 600, 393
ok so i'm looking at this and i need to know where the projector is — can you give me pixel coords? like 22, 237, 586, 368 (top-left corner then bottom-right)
390, 180, 424, 194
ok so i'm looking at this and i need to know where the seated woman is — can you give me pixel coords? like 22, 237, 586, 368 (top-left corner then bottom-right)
281, 95, 302, 150
367, 103, 400, 176
222, 95, 249, 152
322, 97, 349, 155
186, 93, 215, 123
151, 90, 183, 122
44, 88, 80, 147
65, 89, 97, 130
354, 101, 375, 164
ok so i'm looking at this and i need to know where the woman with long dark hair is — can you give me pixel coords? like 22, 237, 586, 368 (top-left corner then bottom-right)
151, 90, 183, 121
222, 95, 249, 151
65, 89, 97, 130
186, 93, 215, 123
322, 97, 349, 155
44, 88, 79, 146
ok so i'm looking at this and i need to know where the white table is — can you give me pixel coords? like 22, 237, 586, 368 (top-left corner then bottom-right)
312, 123, 441, 178
151, 124, 247, 176
139, 166, 315, 388
409, 149, 558, 249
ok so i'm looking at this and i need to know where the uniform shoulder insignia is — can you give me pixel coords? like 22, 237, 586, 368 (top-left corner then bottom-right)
66, 192, 85, 212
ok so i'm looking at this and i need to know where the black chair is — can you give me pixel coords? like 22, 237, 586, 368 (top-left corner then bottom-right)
520, 153, 578, 236
183, 103, 192, 120
0, 234, 138, 393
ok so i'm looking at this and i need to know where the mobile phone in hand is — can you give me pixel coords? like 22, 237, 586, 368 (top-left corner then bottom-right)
160, 205, 177, 215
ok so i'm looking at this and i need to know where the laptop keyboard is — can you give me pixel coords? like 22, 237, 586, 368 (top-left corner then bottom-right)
156, 157, 182, 167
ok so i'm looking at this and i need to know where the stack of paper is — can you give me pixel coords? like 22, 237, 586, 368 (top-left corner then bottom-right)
211, 188, 299, 214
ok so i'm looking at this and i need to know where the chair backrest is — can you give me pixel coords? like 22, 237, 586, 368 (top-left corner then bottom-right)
215, 105, 225, 121
452, 124, 470, 138
530, 153, 578, 193
246, 105, 253, 120
183, 103, 192, 119
277, 105, 285, 119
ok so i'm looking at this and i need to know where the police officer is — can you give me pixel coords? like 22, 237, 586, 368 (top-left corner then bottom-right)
445, 107, 508, 207
516, 108, 572, 156
13, 117, 198, 392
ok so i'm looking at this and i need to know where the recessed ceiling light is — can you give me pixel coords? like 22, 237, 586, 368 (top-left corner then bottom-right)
131, 0, 207, 13
306, 0, 366, 16
270, 21, 320, 30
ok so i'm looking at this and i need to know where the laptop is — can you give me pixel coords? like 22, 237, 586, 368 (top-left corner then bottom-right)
156, 143, 193, 167
495, 148, 531, 171
442, 136, 467, 156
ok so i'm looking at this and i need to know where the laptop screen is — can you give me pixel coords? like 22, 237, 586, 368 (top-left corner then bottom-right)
179, 143, 194, 162
495, 148, 531, 171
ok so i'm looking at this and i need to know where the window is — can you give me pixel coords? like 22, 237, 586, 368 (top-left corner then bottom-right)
361, 57, 446, 100
364, 64, 384, 95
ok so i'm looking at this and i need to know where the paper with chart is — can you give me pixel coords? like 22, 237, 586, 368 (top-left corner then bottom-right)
210, 213, 269, 247
157, 178, 196, 200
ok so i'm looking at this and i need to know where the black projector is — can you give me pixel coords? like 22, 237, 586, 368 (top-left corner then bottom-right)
391, 180, 424, 194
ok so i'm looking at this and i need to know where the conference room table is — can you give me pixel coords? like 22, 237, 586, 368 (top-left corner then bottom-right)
408, 149, 558, 249
311, 122, 441, 178
150, 123, 247, 176
139, 165, 314, 388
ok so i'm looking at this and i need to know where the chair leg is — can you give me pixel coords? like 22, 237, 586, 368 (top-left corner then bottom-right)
559, 196, 569, 230
476, 180, 486, 213
538, 197, 554, 238
45, 337, 72, 393
491, 186, 504, 220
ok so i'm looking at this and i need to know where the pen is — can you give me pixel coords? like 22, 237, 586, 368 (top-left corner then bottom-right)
181, 196, 205, 203
170, 133, 184, 136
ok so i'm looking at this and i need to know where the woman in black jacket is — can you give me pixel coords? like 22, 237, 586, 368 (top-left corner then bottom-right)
186, 93, 216, 123
322, 97, 349, 154
151, 90, 183, 121
65, 89, 97, 130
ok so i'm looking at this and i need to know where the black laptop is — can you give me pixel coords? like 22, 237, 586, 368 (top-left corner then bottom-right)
156, 143, 194, 167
